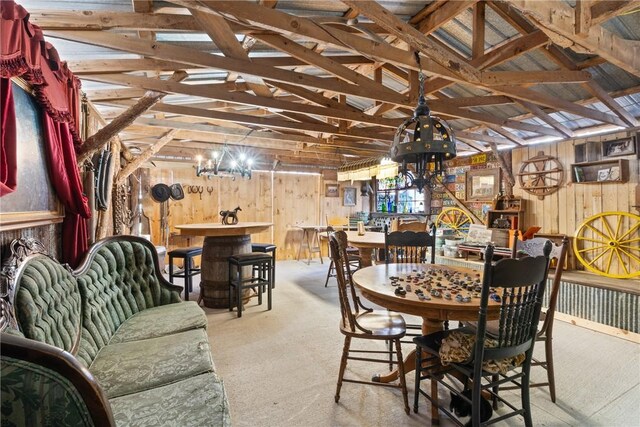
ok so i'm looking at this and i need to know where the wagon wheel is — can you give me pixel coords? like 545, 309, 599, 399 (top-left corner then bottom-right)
436, 207, 473, 237
573, 211, 640, 279
517, 151, 564, 200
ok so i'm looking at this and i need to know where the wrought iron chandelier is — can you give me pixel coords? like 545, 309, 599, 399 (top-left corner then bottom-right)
195, 146, 253, 180
390, 55, 457, 193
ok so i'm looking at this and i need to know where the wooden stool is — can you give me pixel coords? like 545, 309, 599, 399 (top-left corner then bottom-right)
168, 247, 202, 301
251, 243, 277, 288
228, 253, 274, 318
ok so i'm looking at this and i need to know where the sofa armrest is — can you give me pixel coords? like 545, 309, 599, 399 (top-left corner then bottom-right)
1, 333, 115, 427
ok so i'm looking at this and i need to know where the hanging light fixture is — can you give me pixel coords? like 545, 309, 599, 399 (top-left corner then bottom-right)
195, 146, 253, 180
390, 53, 456, 193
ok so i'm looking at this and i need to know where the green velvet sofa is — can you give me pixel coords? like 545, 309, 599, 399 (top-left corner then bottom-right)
0, 235, 231, 427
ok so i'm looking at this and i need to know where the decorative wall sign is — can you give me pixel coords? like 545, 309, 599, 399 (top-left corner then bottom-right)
465, 168, 501, 201
325, 184, 339, 197
517, 151, 564, 200
343, 187, 357, 206
602, 136, 636, 158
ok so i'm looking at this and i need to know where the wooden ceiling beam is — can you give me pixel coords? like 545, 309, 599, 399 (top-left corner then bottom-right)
139, 101, 396, 141
490, 84, 626, 127
78, 70, 187, 163
124, 124, 386, 156
482, 70, 593, 85
253, 33, 403, 101
172, 0, 466, 82
47, 30, 407, 106
415, 0, 478, 35
68, 56, 373, 75
424, 30, 548, 95
340, 0, 481, 83
472, 1, 486, 59
85, 88, 148, 101
488, 0, 637, 128
517, 100, 575, 137
80, 73, 402, 128
507, 0, 640, 76
590, 1, 638, 26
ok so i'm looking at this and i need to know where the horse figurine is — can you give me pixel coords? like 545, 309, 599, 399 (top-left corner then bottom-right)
220, 206, 242, 225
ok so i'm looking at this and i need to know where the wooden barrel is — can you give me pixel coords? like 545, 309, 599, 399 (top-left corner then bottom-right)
201, 235, 252, 308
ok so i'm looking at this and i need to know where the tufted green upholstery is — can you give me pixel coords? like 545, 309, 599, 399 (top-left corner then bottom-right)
15, 255, 82, 353
1, 356, 96, 427
76, 240, 181, 365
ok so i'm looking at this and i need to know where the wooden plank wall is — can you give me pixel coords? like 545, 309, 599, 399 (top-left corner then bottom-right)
146, 167, 324, 260
511, 129, 639, 277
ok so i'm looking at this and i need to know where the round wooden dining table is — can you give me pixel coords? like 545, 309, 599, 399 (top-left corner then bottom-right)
175, 222, 272, 308
344, 231, 385, 267
351, 263, 500, 383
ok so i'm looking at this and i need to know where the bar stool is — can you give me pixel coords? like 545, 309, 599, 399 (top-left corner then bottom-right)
168, 247, 203, 301
251, 243, 277, 288
228, 253, 273, 318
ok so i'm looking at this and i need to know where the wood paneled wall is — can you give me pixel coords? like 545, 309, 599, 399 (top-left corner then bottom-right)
511, 130, 639, 276
146, 167, 327, 259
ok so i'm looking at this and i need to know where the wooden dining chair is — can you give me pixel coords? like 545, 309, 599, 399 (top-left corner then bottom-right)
323, 226, 361, 287
397, 220, 428, 232
413, 243, 552, 427
329, 230, 410, 415
326, 215, 351, 230
384, 225, 437, 361
503, 236, 569, 403
384, 224, 436, 264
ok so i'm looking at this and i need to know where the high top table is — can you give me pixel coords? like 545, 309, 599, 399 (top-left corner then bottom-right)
175, 222, 272, 308
296, 225, 327, 264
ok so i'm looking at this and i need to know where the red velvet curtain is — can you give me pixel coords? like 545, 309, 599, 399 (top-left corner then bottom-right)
42, 115, 91, 266
1, 1, 90, 267
0, 78, 17, 196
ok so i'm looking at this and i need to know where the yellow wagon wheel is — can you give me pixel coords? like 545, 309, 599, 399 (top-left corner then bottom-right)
436, 207, 473, 237
573, 211, 640, 279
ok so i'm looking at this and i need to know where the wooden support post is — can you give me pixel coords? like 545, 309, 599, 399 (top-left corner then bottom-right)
115, 129, 178, 185
487, 139, 515, 196
77, 70, 187, 164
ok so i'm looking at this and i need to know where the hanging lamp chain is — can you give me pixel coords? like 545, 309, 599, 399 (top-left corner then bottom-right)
415, 51, 425, 101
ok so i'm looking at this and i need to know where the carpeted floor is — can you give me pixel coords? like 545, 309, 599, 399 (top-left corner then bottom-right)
178, 260, 640, 427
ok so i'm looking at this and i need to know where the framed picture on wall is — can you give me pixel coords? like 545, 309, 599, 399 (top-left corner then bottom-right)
602, 137, 636, 158
325, 184, 339, 197
343, 187, 357, 206
465, 168, 501, 201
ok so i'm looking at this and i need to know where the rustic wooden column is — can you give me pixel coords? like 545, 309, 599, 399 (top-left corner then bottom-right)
77, 70, 187, 164
115, 129, 178, 185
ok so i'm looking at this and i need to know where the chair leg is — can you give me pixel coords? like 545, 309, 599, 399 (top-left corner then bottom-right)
388, 340, 393, 371
271, 249, 276, 289
324, 260, 334, 287
430, 377, 439, 423
267, 260, 273, 311
237, 266, 243, 318
521, 364, 534, 427
413, 346, 421, 413
228, 263, 234, 312
545, 335, 556, 403
394, 339, 410, 415
184, 259, 191, 301
335, 336, 351, 403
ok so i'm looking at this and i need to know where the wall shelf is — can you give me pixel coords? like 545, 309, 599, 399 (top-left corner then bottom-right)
571, 159, 629, 184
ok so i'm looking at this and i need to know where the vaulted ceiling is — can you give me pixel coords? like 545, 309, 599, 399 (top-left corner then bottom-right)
25, 0, 640, 171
